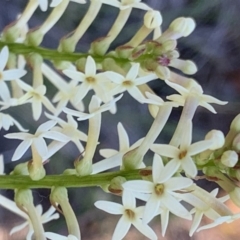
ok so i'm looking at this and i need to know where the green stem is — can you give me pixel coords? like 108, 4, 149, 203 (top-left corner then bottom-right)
0, 40, 152, 64
0, 170, 142, 189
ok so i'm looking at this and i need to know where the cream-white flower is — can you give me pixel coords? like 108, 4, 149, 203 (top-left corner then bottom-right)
151, 121, 212, 178
0, 112, 28, 132
44, 113, 87, 158
42, 63, 84, 115
5, 120, 70, 161
92, 122, 144, 173
166, 80, 227, 114
123, 154, 193, 224
95, 190, 157, 240
63, 56, 112, 104
0, 46, 26, 101
16, 80, 56, 120
0, 194, 59, 240
174, 188, 229, 236
107, 63, 157, 103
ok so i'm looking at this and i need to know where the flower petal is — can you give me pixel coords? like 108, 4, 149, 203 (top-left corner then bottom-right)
0, 46, 9, 71
122, 190, 136, 209
132, 218, 157, 240
95, 201, 123, 214
143, 194, 160, 224
123, 180, 153, 193
165, 177, 193, 191
163, 193, 192, 220
12, 139, 32, 161
85, 56, 96, 76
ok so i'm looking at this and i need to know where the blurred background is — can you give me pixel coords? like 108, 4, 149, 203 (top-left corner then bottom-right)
1, 0, 240, 239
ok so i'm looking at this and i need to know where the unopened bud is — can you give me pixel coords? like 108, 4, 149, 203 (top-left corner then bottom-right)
205, 130, 225, 150
169, 59, 197, 74
108, 176, 126, 195
15, 189, 34, 208
122, 148, 143, 170
170, 17, 196, 37
144, 10, 162, 29
221, 150, 238, 167
116, 45, 134, 59
230, 114, 240, 132
233, 133, 240, 152
28, 161, 46, 181
50, 187, 68, 205
25, 29, 43, 46
11, 162, 29, 175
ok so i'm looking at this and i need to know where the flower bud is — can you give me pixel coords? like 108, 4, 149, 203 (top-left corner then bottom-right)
122, 148, 143, 170
15, 189, 34, 208
28, 164, 46, 181
221, 150, 238, 167
233, 133, 240, 152
230, 114, 240, 132
108, 176, 126, 195
144, 10, 162, 29
205, 130, 225, 150
11, 162, 29, 175
116, 45, 134, 59
169, 17, 196, 37
169, 59, 197, 74
25, 29, 44, 46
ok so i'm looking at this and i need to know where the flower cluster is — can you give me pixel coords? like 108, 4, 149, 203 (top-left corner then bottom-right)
0, 0, 239, 239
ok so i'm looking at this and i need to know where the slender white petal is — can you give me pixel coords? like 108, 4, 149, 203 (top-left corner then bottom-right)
181, 156, 198, 177
0, 46, 8, 71
85, 56, 96, 75
188, 140, 212, 155
95, 201, 123, 214
143, 195, 161, 223
122, 190, 135, 209
33, 137, 48, 157
158, 160, 180, 183
12, 139, 32, 160
163, 193, 191, 220
189, 210, 203, 236
133, 218, 157, 240
126, 63, 139, 80
123, 180, 153, 193
37, 120, 57, 133
165, 177, 192, 190
151, 144, 179, 158
43, 131, 70, 142
63, 69, 85, 82
161, 208, 170, 236
3, 69, 26, 80
112, 216, 131, 240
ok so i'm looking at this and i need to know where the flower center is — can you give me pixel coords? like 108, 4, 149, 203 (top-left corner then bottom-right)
0, 71, 3, 81
179, 150, 187, 159
123, 80, 133, 87
154, 183, 164, 196
86, 76, 95, 83
158, 55, 170, 66
125, 209, 135, 220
